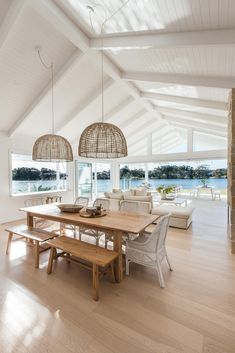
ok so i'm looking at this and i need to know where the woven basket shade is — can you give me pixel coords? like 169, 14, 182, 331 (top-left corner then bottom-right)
79, 122, 128, 158
32, 134, 73, 162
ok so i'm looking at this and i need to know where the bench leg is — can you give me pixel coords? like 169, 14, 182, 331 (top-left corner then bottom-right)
47, 248, 55, 274
35, 241, 40, 268
92, 264, 99, 301
6, 232, 13, 255
110, 262, 116, 283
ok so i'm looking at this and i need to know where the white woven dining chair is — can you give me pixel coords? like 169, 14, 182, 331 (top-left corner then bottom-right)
120, 200, 139, 213
24, 198, 48, 228
125, 213, 172, 288
61, 196, 89, 237
79, 198, 110, 246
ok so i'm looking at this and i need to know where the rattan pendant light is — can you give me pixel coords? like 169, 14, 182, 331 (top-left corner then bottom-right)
32, 48, 73, 162
78, 4, 128, 159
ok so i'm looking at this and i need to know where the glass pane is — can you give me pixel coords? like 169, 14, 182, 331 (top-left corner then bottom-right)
152, 127, 187, 154
120, 164, 146, 190
77, 162, 92, 200
11, 153, 68, 195
193, 131, 227, 151
95, 163, 111, 197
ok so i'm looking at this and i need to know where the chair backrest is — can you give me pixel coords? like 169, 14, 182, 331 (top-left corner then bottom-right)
24, 198, 44, 207
120, 200, 151, 214
142, 214, 171, 254
46, 196, 62, 203
75, 197, 89, 207
138, 201, 151, 214
120, 200, 139, 213
93, 198, 110, 210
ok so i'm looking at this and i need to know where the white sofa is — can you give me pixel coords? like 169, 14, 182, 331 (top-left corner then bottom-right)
152, 205, 194, 229
104, 188, 153, 211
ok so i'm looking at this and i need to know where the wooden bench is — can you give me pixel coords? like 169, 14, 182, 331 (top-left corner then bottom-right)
46, 236, 119, 301
5, 225, 58, 268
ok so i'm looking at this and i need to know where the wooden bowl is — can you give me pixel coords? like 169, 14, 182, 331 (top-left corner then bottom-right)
57, 204, 84, 213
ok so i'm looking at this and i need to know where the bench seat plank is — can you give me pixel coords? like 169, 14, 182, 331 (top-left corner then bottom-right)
5, 225, 56, 242
46, 236, 118, 267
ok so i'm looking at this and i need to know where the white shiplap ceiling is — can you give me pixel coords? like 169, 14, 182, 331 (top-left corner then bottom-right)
0, 0, 231, 157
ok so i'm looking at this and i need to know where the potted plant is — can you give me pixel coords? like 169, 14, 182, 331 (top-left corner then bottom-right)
156, 185, 176, 200
200, 179, 209, 188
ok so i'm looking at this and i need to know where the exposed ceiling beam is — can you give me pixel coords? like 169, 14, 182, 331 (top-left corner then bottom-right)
156, 106, 227, 126
122, 72, 235, 89
8, 50, 83, 137
90, 28, 235, 50
31, 0, 89, 52
141, 92, 227, 111
119, 109, 148, 129
105, 97, 134, 122
56, 78, 114, 134
0, 0, 27, 49
32, 0, 163, 125
164, 116, 227, 135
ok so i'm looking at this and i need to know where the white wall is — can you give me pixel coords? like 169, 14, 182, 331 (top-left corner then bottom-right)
0, 132, 74, 224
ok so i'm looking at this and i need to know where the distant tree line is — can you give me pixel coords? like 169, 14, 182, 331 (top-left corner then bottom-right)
12, 167, 67, 181
119, 164, 227, 180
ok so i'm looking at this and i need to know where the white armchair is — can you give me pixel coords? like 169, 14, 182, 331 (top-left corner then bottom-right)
126, 214, 172, 288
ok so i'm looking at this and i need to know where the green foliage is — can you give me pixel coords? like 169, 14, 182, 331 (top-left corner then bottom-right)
12, 167, 68, 181
12, 167, 41, 181
119, 164, 226, 180
156, 184, 176, 194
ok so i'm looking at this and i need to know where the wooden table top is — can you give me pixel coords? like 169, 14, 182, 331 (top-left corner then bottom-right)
20, 204, 158, 234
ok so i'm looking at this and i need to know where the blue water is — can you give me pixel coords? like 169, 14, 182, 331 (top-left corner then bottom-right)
118, 178, 227, 190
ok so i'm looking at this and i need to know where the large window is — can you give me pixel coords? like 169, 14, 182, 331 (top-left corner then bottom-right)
11, 153, 68, 195
119, 160, 227, 191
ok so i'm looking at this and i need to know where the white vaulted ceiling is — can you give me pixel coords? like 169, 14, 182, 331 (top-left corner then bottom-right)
0, 0, 230, 158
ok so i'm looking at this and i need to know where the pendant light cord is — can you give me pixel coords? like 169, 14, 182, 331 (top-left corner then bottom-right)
37, 48, 55, 134
88, 0, 131, 123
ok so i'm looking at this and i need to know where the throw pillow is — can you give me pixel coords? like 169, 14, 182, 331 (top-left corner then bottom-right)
135, 188, 147, 196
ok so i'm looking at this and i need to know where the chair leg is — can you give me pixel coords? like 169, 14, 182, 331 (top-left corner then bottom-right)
125, 257, 130, 275
156, 262, 165, 288
165, 254, 173, 271
34, 241, 40, 268
6, 232, 13, 255
110, 262, 116, 283
92, 264, 99, 301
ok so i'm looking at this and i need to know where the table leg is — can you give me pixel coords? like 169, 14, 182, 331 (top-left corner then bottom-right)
27, 213, 34, 227
6, 232, 13, 255
113, 230, 123, 283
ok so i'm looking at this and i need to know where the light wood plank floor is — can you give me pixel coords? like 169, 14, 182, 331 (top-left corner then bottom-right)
0, 199, 234, 353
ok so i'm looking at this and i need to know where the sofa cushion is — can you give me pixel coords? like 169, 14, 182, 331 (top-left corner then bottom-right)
112, 188, 122, 193
135, 188, 147, 196
124, 195, 152, 203
105, 192, 124, 200
152, 205, 194, 219
123, 190, 132, 197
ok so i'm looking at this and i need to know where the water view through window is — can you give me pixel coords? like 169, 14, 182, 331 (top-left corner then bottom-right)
11, 153, 68, 195
120, 160, 227, 191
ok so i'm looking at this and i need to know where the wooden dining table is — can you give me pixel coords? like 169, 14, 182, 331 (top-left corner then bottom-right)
20, 204, 158, 282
